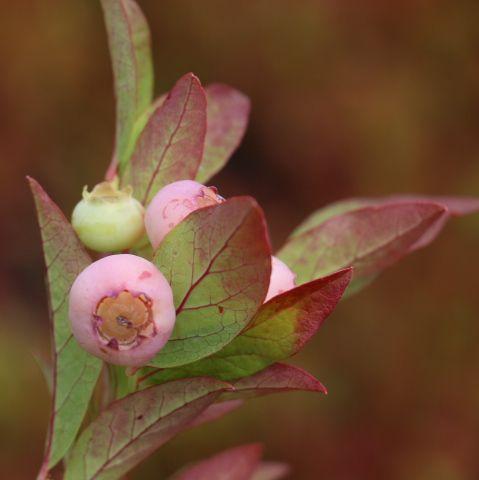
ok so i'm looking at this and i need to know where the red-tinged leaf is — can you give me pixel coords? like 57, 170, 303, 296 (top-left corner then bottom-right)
28, 178, 102, 475
149, 197, 272, 368
171, 444, 263, 480
383, 195, 479, 216
278, 202, 446, 293
371, 195, 479, 251
293, 195, 479, 266
196, 84, 251, 183
129, 83, 249, 185
226, 363, 327, 399
101, 0, 154, 172
143, 269, 351, 383
122, 73, 207, 204
64, 378, 231, 480
251, 462, 291, 480
290, 199, 366, 237
189, 400, 244, 428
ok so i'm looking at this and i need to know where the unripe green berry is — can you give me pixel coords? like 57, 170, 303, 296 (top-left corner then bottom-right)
72, 179, 145, 252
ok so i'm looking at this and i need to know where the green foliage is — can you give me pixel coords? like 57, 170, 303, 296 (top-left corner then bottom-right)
29, 178, 102, 470
144, 269, 351, 383
64, 378, 231, 480
30, 1, 479, 478
279, 202, 446, 293
149, 197, 272, 368
101, 0, 154, 169
122, 73, 207, 204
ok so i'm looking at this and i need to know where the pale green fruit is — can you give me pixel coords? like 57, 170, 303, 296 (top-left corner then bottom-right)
72, 179, 145, 252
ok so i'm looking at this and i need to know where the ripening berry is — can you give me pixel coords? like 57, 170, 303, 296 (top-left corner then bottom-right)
265, 256, 296, 302
72, 179, 145, 252
69, 254, 176, 366
145, 180, 224, 248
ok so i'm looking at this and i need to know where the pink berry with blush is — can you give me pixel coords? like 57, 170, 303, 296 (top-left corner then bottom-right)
68, 254, 175, 366
145, 180, 224, 249
265, 256, 296, 302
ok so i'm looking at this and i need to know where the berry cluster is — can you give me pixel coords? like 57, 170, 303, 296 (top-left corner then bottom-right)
69, 179, 296, 366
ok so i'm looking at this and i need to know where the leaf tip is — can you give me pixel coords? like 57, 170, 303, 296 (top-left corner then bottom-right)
26, 176, 46, 204
26, 174, 38, 189
327, 266, 354, 295
181, 71, 203, 87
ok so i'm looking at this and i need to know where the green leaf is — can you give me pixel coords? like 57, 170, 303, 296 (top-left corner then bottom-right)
278, 202, 446, 292
101, 0, 154, 169
64, 378, 231, 480
143, 268, 351, 382
122, 73, 207, 204
170, 444, 263, 480
109, 365, 138, 399
149, 196, 272, 368
196, 84, 250, 183
28, 178, 102, 473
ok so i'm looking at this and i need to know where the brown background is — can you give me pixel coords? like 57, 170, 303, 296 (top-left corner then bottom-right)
1, 1, 479, 478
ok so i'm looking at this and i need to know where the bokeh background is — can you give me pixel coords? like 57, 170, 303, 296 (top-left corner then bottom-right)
1, 1, 479, 478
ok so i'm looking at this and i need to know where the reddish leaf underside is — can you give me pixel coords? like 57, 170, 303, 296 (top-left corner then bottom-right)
289, 195, 479, 236
129, 82, 250, 186
64, 378, 231, 480
122, 72, 207, 204
178, 365, 323, 429
278, 202, 447, 292
196, 83, 251, 183
369, 195, 479, 251
144, 268, 351, 383
101, 0, 154, 173
226, 363, 327, 399
171, 443, 263, 480
379, 195, 479, 216
189, 400, 244, 429
299, 195, 479, 250
251, 462, 291, 480
28, 178, 102, 473
149, 197, 272, 368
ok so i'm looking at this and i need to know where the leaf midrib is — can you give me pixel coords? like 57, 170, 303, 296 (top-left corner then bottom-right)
142, 77, 194, 204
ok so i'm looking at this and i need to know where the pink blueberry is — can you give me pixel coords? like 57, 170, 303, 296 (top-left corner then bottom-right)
69, 254, 176, 366
145, 180, 224, 249
265, 256, 297, 302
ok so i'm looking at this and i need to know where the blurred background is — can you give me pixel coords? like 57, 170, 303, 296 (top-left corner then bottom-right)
1, 1, 479, 478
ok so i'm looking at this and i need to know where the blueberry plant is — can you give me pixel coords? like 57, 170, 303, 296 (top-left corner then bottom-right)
29, 1, 479, 479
